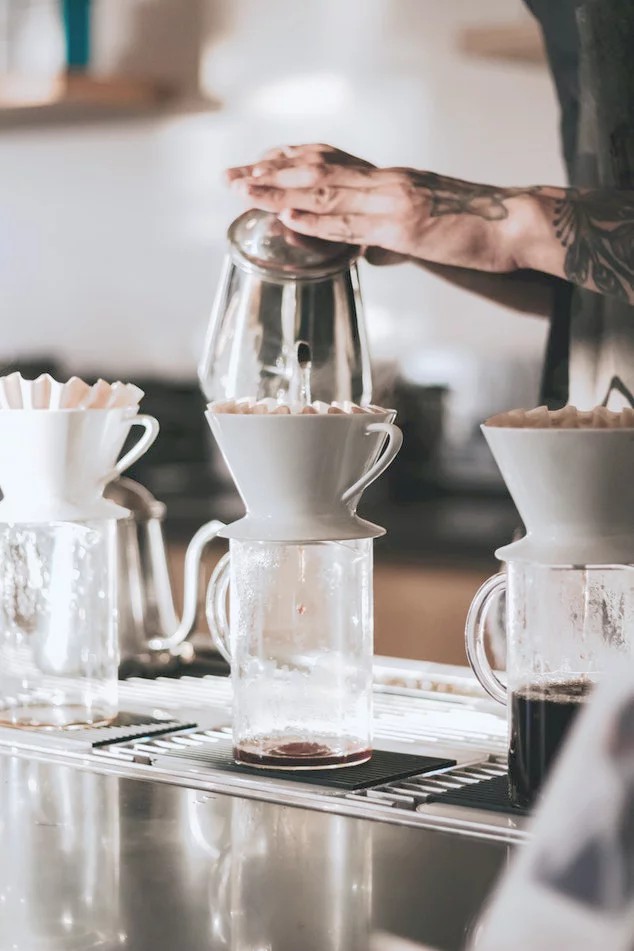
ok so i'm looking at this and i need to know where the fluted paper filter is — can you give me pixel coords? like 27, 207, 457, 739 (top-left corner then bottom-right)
0, 373, 144, 410
486, 404, 634, 429
207, 397, 389, 415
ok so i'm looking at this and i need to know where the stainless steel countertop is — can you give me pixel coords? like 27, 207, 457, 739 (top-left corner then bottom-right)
0, 752, 509, 951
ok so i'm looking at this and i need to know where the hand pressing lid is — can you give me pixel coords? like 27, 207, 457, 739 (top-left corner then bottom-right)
228, 209, 358, 279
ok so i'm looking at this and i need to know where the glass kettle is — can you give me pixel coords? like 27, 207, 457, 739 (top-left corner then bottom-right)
198, 209, 372, 405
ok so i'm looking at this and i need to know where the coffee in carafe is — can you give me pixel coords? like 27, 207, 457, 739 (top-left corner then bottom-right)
509, 679, 594, 808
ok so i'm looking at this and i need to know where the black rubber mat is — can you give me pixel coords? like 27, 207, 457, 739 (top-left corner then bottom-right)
151, 744, 456, 791
428, 774, 530, 817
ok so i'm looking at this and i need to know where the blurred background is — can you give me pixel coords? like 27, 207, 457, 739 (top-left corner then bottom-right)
0, 0, 565, 666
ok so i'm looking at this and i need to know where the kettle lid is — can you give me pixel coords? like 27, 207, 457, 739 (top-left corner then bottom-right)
228, 209, 359, 279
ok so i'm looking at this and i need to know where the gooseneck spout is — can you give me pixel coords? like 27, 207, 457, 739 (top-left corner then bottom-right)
147, 519, 225, 653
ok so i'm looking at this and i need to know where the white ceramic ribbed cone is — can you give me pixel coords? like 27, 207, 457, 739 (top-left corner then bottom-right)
206, 410, 403, 541
0, 407, 159, 522
483, 424, 634, 563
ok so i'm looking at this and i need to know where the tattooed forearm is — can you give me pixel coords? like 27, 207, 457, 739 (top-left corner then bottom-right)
551, 189, 634, 301
227, 144, 634, 297
411, 172, 541, 222
415, 176, 634, 302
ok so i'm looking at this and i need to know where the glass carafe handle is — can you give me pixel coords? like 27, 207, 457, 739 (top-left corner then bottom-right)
341, 422, 403, 503
464, 572, 507, 705
206, 552, 232, 663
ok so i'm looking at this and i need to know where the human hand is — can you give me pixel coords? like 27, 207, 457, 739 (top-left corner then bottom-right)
226, 143, 533, 272
227, 143, 404, 265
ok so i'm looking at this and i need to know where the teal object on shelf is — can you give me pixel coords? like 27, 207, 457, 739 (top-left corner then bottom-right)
61, 0, 92, 71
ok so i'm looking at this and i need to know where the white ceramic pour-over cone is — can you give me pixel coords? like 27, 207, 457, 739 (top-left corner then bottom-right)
0, 408, 159, 522
483, 424, 634, 564
206, 411, 403, 541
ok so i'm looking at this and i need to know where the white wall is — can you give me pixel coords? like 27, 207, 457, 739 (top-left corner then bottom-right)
0, 0, 564, 381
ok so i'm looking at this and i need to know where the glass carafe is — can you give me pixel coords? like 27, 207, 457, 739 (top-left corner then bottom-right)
0, 519, 118, 728
207, 537, 374, 768
466, 561, 634, 807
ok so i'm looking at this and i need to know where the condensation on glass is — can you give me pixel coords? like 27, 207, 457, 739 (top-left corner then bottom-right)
0, 519, 118, 728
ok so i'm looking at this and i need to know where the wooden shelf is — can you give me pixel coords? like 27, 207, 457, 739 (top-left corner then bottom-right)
458, 21, 546, 65
0, 73, 219, 129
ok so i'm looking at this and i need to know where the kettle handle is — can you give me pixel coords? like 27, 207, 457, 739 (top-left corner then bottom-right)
148, 520, 226, 653
206, 553, 232, 664
341, 422, 403, 504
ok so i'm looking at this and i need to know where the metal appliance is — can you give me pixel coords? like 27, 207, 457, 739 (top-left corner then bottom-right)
0, 668, 513, 951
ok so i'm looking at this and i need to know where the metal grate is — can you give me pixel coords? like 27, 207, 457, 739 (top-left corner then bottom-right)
426, 773, 530, 817
0, 713, 196, 752
343, 756, 510, 812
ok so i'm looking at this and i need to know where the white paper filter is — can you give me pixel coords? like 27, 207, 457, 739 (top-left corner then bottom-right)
486, 404, 634, 429
207, 397, 389, 415
0, 373, 144, 410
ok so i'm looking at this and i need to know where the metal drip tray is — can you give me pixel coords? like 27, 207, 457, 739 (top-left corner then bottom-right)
0, 712, 197, 751
117, 738, 457, 789
0, 666, 525, 845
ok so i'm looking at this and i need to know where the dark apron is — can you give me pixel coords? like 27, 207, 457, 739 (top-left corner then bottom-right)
525, 0, 634, 410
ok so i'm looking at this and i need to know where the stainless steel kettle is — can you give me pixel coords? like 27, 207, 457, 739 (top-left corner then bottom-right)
105, 478, 223, 660
198, 209, 372, 405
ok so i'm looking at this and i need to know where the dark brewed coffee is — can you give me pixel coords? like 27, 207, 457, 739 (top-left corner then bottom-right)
235, 741, 371, 769
509, 679, 594, 808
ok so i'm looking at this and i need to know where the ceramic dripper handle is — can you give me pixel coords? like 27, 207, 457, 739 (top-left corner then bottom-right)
464, 572, 507, 705
206, 553, 232, 664
106, 414, 160, 484
341, 422, 403, 504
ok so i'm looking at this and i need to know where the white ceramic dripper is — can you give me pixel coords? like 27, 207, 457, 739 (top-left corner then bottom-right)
0, 408, 159, 522
482, 424, 634, 564
206, 410, 403, 541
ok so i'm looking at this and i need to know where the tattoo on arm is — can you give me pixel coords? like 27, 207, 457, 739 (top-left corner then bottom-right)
412, 172, 539, 221
553, 189, 634, 301
415, 173, 634, 301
